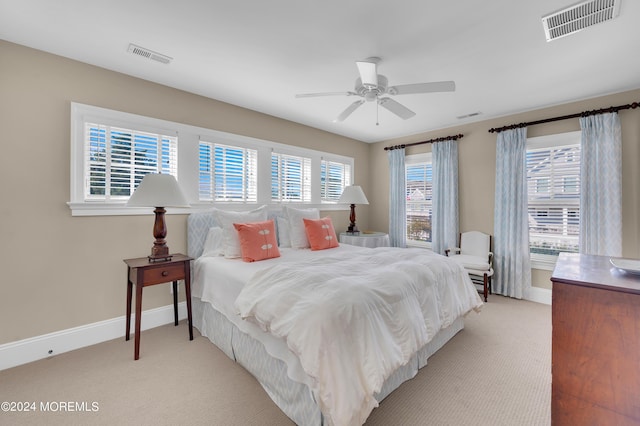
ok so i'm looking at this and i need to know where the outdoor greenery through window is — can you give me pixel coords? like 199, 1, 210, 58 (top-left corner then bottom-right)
405, 155, 433, 244
85, 123, 177, 200
526, 133, 580, 256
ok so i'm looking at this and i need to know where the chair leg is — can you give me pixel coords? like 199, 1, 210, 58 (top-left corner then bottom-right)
483, 273, 488, 302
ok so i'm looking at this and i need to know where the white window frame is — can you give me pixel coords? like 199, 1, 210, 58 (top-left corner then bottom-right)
69, 103, 354, 216
526, 131, 581, 270
405, 153, 433, 249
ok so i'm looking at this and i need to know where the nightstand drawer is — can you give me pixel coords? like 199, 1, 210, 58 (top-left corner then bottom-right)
139, 263, 184, 285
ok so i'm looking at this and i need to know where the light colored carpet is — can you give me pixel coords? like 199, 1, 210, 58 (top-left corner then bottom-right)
0, 295, 551, 425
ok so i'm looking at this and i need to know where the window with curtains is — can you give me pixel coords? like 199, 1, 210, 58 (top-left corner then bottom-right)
526, 131, 581, 258
271, 152, 312, 202
405, 153, 433, 245
198, 142, 257, 202
321, 160, 352, 202
85, 123, 177, 200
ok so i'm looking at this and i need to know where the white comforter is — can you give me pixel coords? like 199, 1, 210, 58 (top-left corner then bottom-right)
235, 247, 483, 426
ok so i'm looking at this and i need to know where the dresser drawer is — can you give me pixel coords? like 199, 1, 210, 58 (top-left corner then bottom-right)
137, 263, 185, 285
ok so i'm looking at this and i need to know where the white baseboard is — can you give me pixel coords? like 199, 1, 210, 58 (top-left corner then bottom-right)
525, 286, 552, 305
0, 302, 187, 371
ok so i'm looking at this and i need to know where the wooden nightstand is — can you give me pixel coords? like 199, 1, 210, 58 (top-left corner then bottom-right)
124, 253, 194, 360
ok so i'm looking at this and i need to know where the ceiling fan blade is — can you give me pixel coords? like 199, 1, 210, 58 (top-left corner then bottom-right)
378, 97, 416, 120
356, 60, 378, 88
295, 91, 356, 98
334, 100, 365, 122
389, 81, 456, 95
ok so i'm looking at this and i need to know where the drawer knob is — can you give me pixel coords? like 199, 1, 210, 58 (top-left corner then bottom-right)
161, 271, 169, 277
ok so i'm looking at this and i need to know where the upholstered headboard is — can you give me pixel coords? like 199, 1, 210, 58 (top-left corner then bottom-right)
187, 211, 219, 259
187, 208, 289, 259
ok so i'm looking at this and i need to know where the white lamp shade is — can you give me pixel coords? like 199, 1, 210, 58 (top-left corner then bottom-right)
127, 173, 189, 207
338, 185, 369, 205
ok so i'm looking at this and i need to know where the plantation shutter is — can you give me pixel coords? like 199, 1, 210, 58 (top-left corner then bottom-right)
405, 162, 433, 243
321, 160, 352, 202
526, 143, 580, 254
271, 152, 312, 202
85, 123, 177, 200
199, 142, 257, 202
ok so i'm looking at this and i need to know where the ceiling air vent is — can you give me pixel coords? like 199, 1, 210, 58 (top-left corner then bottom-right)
127, 43, 172, 64
542, 0, 621, 42
457, 112, 482, 120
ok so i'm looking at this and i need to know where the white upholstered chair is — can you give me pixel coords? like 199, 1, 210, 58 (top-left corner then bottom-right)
445, 231, 493, 302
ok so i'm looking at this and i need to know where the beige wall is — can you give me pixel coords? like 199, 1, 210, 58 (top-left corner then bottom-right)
3, 37, 639, 346
0, 40, 369, 345
369, 89, 640, 290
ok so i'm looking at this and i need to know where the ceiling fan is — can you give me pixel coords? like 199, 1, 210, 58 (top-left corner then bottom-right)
295, 57, 455, 123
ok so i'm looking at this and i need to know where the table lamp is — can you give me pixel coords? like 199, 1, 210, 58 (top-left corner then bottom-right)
338, 185, 369, 235
127, 173, 189, 262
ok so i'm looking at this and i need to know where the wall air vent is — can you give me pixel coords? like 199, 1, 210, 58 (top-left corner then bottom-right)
542, 0, 621, 42
127, 43, 172, 64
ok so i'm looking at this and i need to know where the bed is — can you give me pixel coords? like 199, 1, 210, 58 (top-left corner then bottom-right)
187, 208, 483, 426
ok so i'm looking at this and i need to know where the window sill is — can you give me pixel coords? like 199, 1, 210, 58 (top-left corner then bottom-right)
67, 201, 350, 217
530, 253, 558, 271
407, 241, 433, 250
67, 202, 192, 217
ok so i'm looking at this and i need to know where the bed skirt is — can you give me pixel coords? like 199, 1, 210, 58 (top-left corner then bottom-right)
192, 296, 464, 425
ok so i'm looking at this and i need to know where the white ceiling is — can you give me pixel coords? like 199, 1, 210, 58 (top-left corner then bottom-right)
1, 0, 639, 143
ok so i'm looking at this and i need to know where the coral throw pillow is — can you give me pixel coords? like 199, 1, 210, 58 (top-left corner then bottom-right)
233, 220, 281, 262
303, 217, 339, 251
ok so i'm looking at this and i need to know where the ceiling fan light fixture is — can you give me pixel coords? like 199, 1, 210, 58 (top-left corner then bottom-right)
364, 92, 377, 102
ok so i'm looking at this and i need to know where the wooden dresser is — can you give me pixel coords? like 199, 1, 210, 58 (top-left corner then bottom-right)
551, 253, 640, 425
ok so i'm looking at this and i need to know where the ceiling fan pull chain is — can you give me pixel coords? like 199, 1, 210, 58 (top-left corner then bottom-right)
376, 99, 379, 126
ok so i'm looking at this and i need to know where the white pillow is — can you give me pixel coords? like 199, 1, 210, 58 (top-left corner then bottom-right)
276, 216, 291, 248
285, 206, 319, 249
201, 227, 223, 257
213, 206, 268, 258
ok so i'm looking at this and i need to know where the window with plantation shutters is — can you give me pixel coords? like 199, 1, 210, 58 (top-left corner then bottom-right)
70, 103, 356, 215
526, 134, 580, 256
199, 142, 257, 202
271, 152, 312, 202
85, 123, 177, 200
405, 154, 433, 244
321, 160, 351, 202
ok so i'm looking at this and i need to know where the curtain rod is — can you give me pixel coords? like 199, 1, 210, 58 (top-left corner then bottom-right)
383, 134, 464, 151
488, 101, 640, 133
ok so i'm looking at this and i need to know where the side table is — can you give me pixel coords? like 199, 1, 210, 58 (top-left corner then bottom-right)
124, 253, 193, 360
339, 232, 390, 248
